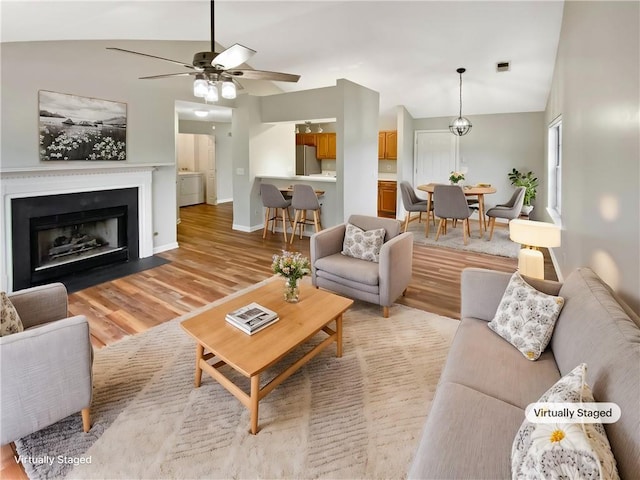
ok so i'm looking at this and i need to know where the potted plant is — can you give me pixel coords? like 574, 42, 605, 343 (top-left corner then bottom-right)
508, 168, 538, 215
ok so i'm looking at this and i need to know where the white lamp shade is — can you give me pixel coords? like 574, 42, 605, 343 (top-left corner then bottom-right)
193, 78, 208, 98
221, 81, 236, 99
204, 83, 219, 102
509, 219, 561, 248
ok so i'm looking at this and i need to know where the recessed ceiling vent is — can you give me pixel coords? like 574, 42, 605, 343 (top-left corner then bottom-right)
496, 61, 511, 72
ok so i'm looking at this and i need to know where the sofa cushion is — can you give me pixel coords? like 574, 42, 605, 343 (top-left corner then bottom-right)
488, 272, 564, 360
551, 268, 640, 480
408, 382, 525, 480
314, 253, 379, 286
341, 223, 385, 262
442, 317, 560, 409
512, 363, 619, 479
1, 292, 24, 337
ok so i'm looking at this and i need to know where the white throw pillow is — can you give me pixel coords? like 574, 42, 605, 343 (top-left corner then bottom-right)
488, 272, 564, 360
341, 223, 386, 263
512, 363, 619, 479
1, 291, 24, 336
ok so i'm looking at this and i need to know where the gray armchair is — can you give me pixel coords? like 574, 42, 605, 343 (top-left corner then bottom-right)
1, 283, 93, 445
310, 215, 413, 317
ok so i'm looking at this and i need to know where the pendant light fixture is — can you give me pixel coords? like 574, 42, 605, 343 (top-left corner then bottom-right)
449, 67, 472, 136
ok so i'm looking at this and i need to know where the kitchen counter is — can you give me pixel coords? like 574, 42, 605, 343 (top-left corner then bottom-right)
378, 173, 397, 181
257, 174, 337, 183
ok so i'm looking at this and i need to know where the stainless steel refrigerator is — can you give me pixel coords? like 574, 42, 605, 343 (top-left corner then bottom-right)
295, 145, 321, 175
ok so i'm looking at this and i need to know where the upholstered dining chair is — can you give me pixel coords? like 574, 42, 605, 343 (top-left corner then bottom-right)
399, 181, 434, 233
1, 283, 93, 445
260, 183, 292, 243
290, 184, 322, 243
485, 186, 526, 241
433, 184, 473, 245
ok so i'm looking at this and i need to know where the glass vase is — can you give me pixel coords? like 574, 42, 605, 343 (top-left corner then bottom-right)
284, 278, 300, 303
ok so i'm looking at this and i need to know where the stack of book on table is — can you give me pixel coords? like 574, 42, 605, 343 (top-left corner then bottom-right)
225, 302, 279, 335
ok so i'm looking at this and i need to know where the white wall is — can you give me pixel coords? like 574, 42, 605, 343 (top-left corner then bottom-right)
396, 106, 416, 217
543, 1, 639, 312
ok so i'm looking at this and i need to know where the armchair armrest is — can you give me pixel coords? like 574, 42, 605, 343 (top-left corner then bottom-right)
0, 315, 93, 445
8, 282, 68, 329
379, 232, 414, 306
461, 268, 562, 321
311, 223, 346, 261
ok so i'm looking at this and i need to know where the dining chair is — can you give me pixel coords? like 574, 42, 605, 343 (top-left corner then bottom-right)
290, 184, 322, 243
260, 183, 292, 243
485, 186, 526, 241
433, 185, 473, 245
399, 181, 435, 233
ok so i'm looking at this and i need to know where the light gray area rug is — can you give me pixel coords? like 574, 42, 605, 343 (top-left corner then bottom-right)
407, 219, 520, 258
15, 284, 458, 480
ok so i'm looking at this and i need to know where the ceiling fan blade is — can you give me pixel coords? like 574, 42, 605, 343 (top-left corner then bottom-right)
139, 72, 199, 80
107, 47, 195, 70
228, 69, 300, 83
212, 44, 256, 69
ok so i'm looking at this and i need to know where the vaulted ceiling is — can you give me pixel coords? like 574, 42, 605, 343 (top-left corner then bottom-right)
1, 1, 564, 124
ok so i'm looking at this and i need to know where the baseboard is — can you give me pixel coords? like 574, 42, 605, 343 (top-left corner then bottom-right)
217, 198, 233, 204
153, 242, 179, 254
232, 224, 263, 233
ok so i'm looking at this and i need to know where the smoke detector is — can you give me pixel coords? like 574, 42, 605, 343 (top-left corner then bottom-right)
496, 61, 511, 72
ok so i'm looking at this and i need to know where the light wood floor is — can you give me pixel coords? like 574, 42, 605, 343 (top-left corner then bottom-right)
3, 202, 556, 479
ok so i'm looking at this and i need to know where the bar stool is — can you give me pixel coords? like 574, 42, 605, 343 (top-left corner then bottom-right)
290, 184, 322, 243
260, 183, 292, 242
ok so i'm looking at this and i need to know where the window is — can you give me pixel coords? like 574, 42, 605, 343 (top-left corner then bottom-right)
548, 116, 562, 221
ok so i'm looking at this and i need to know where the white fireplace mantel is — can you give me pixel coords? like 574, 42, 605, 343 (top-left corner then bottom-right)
1, 164, 164, 291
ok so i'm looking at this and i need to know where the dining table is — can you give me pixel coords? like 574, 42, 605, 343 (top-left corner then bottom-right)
417, 183, 497, 237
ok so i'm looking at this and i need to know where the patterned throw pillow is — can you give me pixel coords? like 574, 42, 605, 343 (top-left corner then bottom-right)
488, 272, 564, 360
1, 291, 24, 336
341, 223, 386, 263
512, 363, 619, 479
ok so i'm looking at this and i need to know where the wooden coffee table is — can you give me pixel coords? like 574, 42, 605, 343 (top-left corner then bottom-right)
180, 279, 353, 434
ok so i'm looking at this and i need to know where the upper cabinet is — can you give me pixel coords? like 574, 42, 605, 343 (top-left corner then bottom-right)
298, 132, 336, 159
378, 130, 397, 160
296, 133, 317, 146
317, 133, 337, 159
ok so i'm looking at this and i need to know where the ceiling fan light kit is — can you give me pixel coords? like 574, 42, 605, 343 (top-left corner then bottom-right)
108, 0, 299, 105
449, 67, 472, 136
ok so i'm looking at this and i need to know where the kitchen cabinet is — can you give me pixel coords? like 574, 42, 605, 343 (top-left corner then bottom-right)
378, 130, 397, 160
316, 133, 336, 159
377, 180, 397, 218
296, 133, 317, 146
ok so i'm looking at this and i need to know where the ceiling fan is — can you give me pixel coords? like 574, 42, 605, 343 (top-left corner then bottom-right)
107, 0, 300, 102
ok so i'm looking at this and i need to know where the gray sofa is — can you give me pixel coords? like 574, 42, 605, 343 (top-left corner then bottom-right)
408, 267, 640, 479
1, 283, 93, 445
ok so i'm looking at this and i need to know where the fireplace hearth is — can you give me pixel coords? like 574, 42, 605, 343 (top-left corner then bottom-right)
12, 188, 139, 290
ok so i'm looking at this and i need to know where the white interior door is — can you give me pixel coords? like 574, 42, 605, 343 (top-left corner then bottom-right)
414, 130, 458, 186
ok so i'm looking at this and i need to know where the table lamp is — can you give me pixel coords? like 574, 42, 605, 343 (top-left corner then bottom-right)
509, 219, 561, 279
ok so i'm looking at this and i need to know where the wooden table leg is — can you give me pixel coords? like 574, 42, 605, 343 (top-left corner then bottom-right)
425, 193, 433, 237
250, 374, 260, 435
478, 194, 486, 237
194, 343, 204, 387
336, 314, 343, 358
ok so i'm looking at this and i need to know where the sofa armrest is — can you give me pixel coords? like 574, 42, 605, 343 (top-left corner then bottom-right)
379, 232, 414, 306
461, 268, 563, 321
8, 282, 69, 329
0, 315, 93, 444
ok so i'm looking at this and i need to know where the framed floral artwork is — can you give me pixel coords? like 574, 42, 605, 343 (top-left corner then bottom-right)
39, 90, 127, 161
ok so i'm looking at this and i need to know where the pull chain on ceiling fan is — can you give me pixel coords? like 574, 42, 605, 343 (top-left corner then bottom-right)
107, 0, 300, 103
